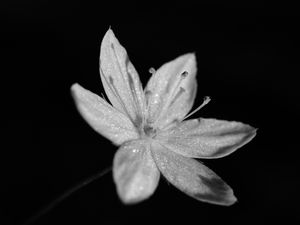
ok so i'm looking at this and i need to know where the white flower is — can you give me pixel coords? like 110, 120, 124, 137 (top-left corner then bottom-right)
71, 28, 256, 205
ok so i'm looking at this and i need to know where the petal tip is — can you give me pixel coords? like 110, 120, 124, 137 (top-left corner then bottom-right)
116, 184, 155, 205
70, 83, 80, 91
223, 191, 238, 206
118, 193, 149, 205
244, 125, 258, 142
194, 174, 238, 206
70, 83, 80, 98
103, 27, 117, 44
184, 52, 196, 62
184, 52, 197, 70
70, 83, 85, 100
106, 27, 114, 35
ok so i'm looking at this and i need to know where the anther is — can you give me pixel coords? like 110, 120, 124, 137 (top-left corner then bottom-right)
149, 67, 156, 74
181, 71, 188, 78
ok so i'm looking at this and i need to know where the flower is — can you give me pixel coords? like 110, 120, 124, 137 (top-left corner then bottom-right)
71, 28, 256, 205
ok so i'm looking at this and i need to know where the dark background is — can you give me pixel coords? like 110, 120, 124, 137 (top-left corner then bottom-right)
2, 1, 299, 225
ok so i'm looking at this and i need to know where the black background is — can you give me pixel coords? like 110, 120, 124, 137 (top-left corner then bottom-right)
2, 1, 299, 225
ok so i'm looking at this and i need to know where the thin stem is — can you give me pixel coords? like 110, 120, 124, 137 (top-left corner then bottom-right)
21, 167, 111, 225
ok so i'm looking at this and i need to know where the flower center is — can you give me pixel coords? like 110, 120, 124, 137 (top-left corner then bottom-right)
143, 125, 156, 138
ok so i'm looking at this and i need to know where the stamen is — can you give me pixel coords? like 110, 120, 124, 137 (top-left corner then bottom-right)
127, 70, 142, 117
168, 71, 189, 104
101, 93, 108, 102
108, 76, 114, 85
165, 71, 188, 95
183, 96, 211, 120
169, 87, 186, 106
134, 115, 143, 129
155, 70, 190, 124
167, 70, 188, 97
145, 90, 152, 106
110, 43, 142, 119
127, 72, 137, 99
100, 68, 134, 122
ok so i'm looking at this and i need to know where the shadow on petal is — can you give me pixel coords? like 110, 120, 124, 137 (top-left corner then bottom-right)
151, 142, 237, 206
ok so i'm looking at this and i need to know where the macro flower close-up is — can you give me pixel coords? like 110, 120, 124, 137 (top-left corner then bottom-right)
71, 28, 257, 205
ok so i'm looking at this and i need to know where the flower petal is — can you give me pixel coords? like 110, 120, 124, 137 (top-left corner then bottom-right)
151, 142, 237, 205
100, 29, 146, 126
71, 83, 139, 145
157, 118, 257, 159
145, 53, 197, 129
113, 140, 160, 204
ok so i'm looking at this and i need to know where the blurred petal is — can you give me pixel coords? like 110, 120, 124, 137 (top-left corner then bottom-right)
151, 142, 237, 205
100, 29, 146, 125
113, 140, 160, 204
158, 118, 257, 158
145, 53, 197, 129
71, 83, 138, 145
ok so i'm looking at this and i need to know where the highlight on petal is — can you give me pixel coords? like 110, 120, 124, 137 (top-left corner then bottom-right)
157, 118, 257, 159
100, 29, 146, 125
151, 142, 237, 206
113, 140, 160, 204
145, 53, 197, 129
71, 83, 139, 145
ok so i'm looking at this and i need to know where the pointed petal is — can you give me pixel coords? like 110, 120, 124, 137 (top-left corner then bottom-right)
100, 29, 146, 125
157, 118, 256, 159
151, 142, 237, 205
145, 53, 197, 129
113, 140, 160, 204
71, 83, 139, 145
